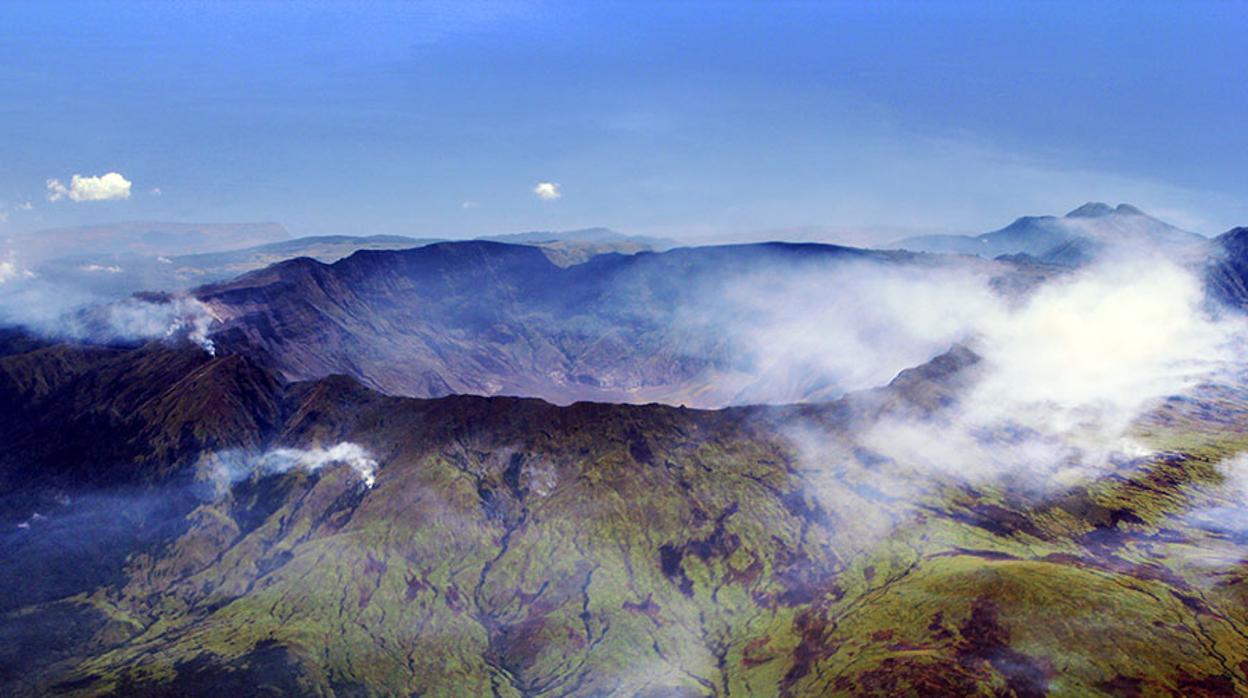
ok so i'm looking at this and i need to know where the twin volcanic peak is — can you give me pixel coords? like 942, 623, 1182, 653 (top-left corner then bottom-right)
894, 202, 1207, 264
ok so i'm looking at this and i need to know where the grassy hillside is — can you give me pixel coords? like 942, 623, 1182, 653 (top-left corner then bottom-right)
2, 338, 1248, 696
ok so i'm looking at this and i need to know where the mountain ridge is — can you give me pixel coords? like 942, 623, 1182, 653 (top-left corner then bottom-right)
195, 239, 990, 407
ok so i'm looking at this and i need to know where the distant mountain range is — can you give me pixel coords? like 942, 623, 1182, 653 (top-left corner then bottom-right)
895, 202, 1208, 265
3, 224, 674, 310
9, 205, 1205, 315
193, 210, 1248, 409
8, 221, 292, 261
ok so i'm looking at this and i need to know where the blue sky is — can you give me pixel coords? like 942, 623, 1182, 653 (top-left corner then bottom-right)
0, 1, 1244, 243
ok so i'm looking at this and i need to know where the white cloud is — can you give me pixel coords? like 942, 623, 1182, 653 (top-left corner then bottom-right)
80, 264, 123, 274
46, 172, 133, 202
17, 201, 32, 211
461, 200, 479, 209
533, 181, 561, 200
675, 243, 1247, 502
0, 250, 34, 285
150, 187, 162, 196
0, 210, 7, 224
0, 253, 17, 283
855, 256, 1240, 489
46, 180, 66, 201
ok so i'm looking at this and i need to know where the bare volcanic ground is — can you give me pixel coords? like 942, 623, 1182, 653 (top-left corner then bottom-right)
3, 336, 1248, 695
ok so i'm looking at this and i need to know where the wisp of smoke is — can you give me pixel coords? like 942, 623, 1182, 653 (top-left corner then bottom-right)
1161, 452, 1248, 575
206, 442, 380, 495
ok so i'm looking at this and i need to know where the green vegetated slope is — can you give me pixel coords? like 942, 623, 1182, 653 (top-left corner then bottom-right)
4, 341, 1248, 696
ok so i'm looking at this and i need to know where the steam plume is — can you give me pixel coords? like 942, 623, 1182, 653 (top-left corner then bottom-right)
207, 442, 380, 494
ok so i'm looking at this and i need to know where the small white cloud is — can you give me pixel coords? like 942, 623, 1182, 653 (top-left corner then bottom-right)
17, 201, 32, 211
0, 253, 16, 283
0, 251, 32, 283
533, 182, 561, 200
461, 200, 479, 209
0, 210, 7, 224
80, 264, 123, 273
150, 187, 162, 196
47, 172, 133, 202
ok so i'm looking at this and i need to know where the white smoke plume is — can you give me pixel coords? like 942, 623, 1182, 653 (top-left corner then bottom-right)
206, 442, 380, 495
261, 443, 379, 487
0, 262, 219, 354
0, 245, 214, 354
84, 296, 219, 355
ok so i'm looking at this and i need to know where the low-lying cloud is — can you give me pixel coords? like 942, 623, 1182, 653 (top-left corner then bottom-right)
0, 251, 28, 284
694, 259, 1000, 403
750, 252, 1247, 532
741, 251, 1248, 563
80, 263, 123, 274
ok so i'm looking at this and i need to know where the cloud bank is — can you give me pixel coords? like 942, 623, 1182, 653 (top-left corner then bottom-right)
742, 254, 1246, 546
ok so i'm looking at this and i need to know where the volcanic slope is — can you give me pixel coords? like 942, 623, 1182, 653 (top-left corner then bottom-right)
3, 337, 1248, 696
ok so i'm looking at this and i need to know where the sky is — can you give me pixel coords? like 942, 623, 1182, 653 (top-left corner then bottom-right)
0, 0, 1244, 244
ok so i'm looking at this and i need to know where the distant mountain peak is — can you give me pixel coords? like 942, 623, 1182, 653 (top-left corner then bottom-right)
1065, 202, 1148, 219
1065, 202, 1116, 218
895, 202, 1200, 265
